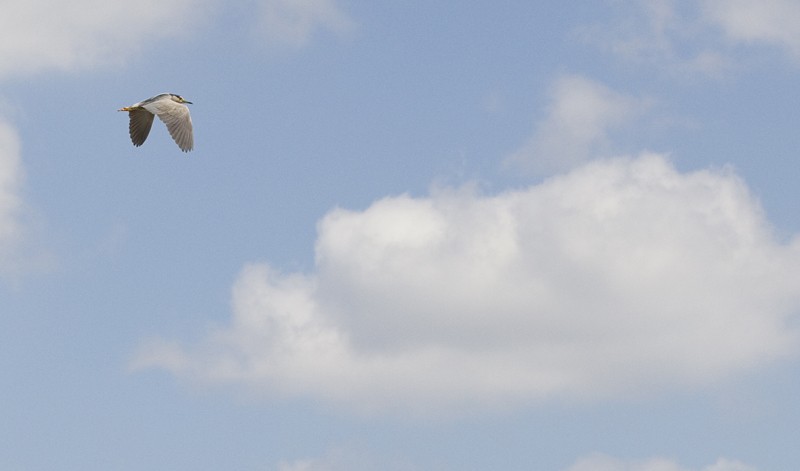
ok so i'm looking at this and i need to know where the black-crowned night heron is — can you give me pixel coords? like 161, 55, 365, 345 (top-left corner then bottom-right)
118, 93, 194, 152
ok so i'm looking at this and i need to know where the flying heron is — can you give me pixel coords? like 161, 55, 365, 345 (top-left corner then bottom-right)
118, 93, 194, 152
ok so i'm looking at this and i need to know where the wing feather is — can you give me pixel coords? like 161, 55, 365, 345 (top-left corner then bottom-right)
145, 100, 194, 152
128, 109, 155, 147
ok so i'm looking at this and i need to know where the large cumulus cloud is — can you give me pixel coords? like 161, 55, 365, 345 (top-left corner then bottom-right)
133, 154, 800, 415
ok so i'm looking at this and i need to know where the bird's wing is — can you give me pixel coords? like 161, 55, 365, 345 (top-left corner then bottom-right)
128, 109, 155, 147
147, 100, 194, 152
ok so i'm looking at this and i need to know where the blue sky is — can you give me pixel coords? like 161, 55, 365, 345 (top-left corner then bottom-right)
2, 1, 800, 470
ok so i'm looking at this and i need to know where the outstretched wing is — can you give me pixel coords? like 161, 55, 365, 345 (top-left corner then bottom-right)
128, 109, 155, 147
147, 101, 194, 152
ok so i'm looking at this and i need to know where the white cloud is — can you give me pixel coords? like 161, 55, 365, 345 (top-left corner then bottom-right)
133, 154, 800, 416
505, 75, 648, 175
0, 0, 210, 78
702, 0, 800, 56
566, 454, 758, 471
0, 119, 24, 270
0, 0, 353, 78
256, 0, 354, 47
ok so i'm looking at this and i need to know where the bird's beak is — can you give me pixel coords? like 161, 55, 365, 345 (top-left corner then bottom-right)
183, 100, 193, 104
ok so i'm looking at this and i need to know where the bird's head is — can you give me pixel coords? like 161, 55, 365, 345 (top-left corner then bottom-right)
171, 94, 193, 105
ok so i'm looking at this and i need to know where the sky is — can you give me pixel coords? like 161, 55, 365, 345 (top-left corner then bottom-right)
1, 0, 800, 470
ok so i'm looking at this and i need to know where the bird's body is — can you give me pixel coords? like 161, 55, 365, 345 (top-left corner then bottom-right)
119, 93, 194, 152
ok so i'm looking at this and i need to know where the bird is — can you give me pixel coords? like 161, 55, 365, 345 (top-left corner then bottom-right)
118, 93, 194, 152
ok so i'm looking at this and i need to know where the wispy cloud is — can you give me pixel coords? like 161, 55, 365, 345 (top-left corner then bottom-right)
276, 447, 401, 471
505, 75, 649, 175
578, 0, 732, 77
133, 154, 800, 416
0, 119, 25, 272
585, 0, 800, 76
255, 0, 355, 47
276, 451, 759, 471
566, 454, 758, 471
